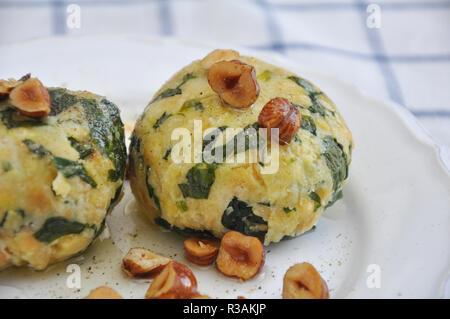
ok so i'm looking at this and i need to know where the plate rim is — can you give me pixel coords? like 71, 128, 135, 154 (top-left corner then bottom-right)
0, 34, 448, 298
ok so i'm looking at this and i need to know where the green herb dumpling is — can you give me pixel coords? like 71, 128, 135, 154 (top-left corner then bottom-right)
129, 50, 353, 244
0, 76, 126, 270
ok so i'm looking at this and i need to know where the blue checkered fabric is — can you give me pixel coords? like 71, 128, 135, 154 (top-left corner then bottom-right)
0, 0, 449, 150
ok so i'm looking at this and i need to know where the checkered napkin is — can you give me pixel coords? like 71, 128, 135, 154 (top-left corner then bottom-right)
0, 0, 449, 152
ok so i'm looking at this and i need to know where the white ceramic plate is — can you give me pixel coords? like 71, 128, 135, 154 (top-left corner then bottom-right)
0, 35, 448, 299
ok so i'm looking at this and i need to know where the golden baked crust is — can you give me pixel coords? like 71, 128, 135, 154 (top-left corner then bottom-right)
0, 88, 126, 270
129, 50, 353, 244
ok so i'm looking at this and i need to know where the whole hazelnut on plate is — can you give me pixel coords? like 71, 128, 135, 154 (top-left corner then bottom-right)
84, 286, 123, 299
122, 247, 171, 278
184, 237, 220, 266
216, 231, 265, 280
282, 262, 329, 299
145, 261, 198, 299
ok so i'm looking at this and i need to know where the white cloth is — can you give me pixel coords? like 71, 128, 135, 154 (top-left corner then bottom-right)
0, 0, 448, 150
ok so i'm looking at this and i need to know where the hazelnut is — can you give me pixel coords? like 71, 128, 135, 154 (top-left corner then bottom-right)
258, 97, 301, 145
0, 250, 10, 266
122, 247, 171, 278
201, 49, 240, 69
184, 237, 220, 266
145, 261, 198, 299
208, 60, 259, 108
216, 231, 265, 280
282, 262, 329, 299
190, 294, 211, 299
9, 78, 50, 117
84, 286, 123, 299
0, 79, 22, 98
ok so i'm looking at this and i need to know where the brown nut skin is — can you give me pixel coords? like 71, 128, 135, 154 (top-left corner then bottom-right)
216, 231, 265, 281
84, 286, 123, 299
201, 49, 240, 69
184, 237, 220, 266
145, 261, 198, 299
190, 294, 211, 299
0, 79, 22, 98
258, 97, 301, 145
0, 250, 10, 265
208, 60, 259, 109
282, 262, 329, 299
9, 78, 50, 117
122, 247, 171, 278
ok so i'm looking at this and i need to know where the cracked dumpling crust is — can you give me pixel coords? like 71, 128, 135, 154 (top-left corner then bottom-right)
129, 50, 353, 244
